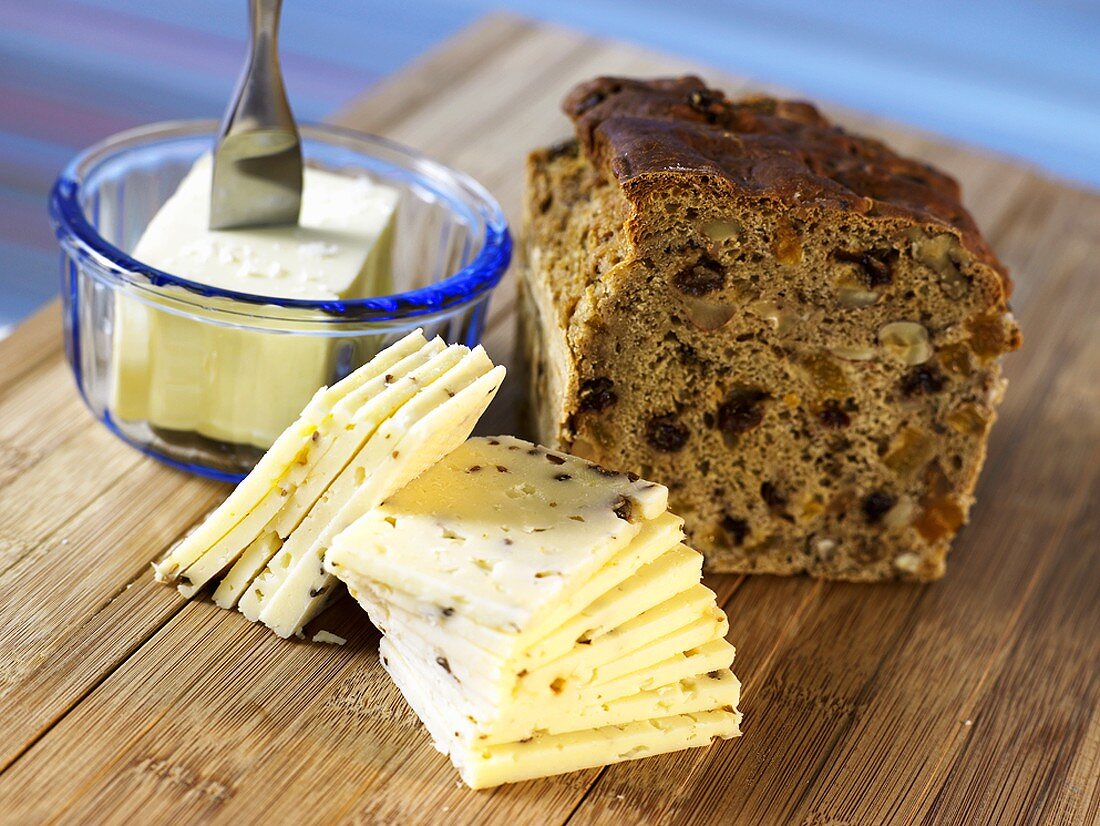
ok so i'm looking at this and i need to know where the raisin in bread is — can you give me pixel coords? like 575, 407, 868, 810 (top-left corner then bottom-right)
520, 76, 1020, 582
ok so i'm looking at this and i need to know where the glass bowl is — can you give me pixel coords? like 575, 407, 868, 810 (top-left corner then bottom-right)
50, 120, 510, 482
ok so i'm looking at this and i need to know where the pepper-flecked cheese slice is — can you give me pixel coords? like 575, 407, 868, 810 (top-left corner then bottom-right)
238, 348, 496, 619
152, 328, 426, 584
243, 352, 505, 637
335, 510, 684, 657
352, 584, 728, 724
212, 531, 282, 608
329, 436, 668, 633
235, 343, 484, 618
326, 435, 741, 788
258, 364, 507, 637
385, 628, 739, 746
339, 540, 705, 712
190, 339, 466, 605
380, 635, 740, 790
176, 338, 454, 597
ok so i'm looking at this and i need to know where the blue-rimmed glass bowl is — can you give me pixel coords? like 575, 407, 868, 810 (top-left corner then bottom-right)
50, 120, 510, 481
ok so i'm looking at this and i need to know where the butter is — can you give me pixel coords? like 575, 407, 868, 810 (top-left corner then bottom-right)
112, 154, 400, 448
325, 436, 741, 788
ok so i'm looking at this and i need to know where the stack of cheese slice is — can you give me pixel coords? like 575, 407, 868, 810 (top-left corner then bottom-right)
325, 435, 742, 788
153, 329, 506, 639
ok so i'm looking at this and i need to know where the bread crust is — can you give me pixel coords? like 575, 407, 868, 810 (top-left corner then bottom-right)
564, 75, 1009, 291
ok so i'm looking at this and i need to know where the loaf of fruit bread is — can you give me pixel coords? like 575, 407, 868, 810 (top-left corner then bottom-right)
519, 76, 1020, 582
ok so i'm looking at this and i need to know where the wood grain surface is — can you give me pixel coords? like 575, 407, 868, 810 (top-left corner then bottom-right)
0, 14, 1096, 825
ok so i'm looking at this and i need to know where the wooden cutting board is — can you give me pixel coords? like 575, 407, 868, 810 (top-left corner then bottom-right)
0, 14, 1097, 825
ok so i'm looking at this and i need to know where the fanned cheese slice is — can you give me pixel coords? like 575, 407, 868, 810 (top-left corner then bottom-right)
239, 348, 489, 617
588, 638, 735, 704
384, 627, 738, 745
358, 509, 684, 652
152, 328, 427, 583
157, 332, 505, 646
176, 338, 455, 598
212, 531, 281, 608
363, 588, 730, 715
193, 338, 464, 605
325, 435, 741, 788
352, 510, 680, 663
242, 350, 505, 637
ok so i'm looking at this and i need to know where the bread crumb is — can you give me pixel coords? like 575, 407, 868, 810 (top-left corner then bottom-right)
894, 553, 922, 574
312, 630, 347, 646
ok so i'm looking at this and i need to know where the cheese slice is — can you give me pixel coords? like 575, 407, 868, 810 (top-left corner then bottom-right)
267, 339, 457, 539
468, 710, 739, 790
588, 638, 736, 705
238, 351, 493, 618
496, 599, 732, 713
257, 363, 506, 637
354, 508, 684, 647
152, 328, 426, 583
339, 509, 683, 662
349, 564, 727, 742
177, 338, 463, 599
329, 436, 668, 633
564, 605, 729, 692
243, 352, 505, 637
380, 635, 740, 789
238, 348, 498, 617
158, 332, 506, 647
325, 435, 741, 788
212, 531, 282, 608
343, 542, 704, 709
385, 628, 739, 745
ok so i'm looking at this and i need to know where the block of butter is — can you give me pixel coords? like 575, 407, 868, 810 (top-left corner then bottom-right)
155, 330, 505, 643
326, 436, 742, 788
113, 154, 400, 449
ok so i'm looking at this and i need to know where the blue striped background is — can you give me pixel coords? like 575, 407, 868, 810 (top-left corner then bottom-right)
2, 0, 1098, 331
